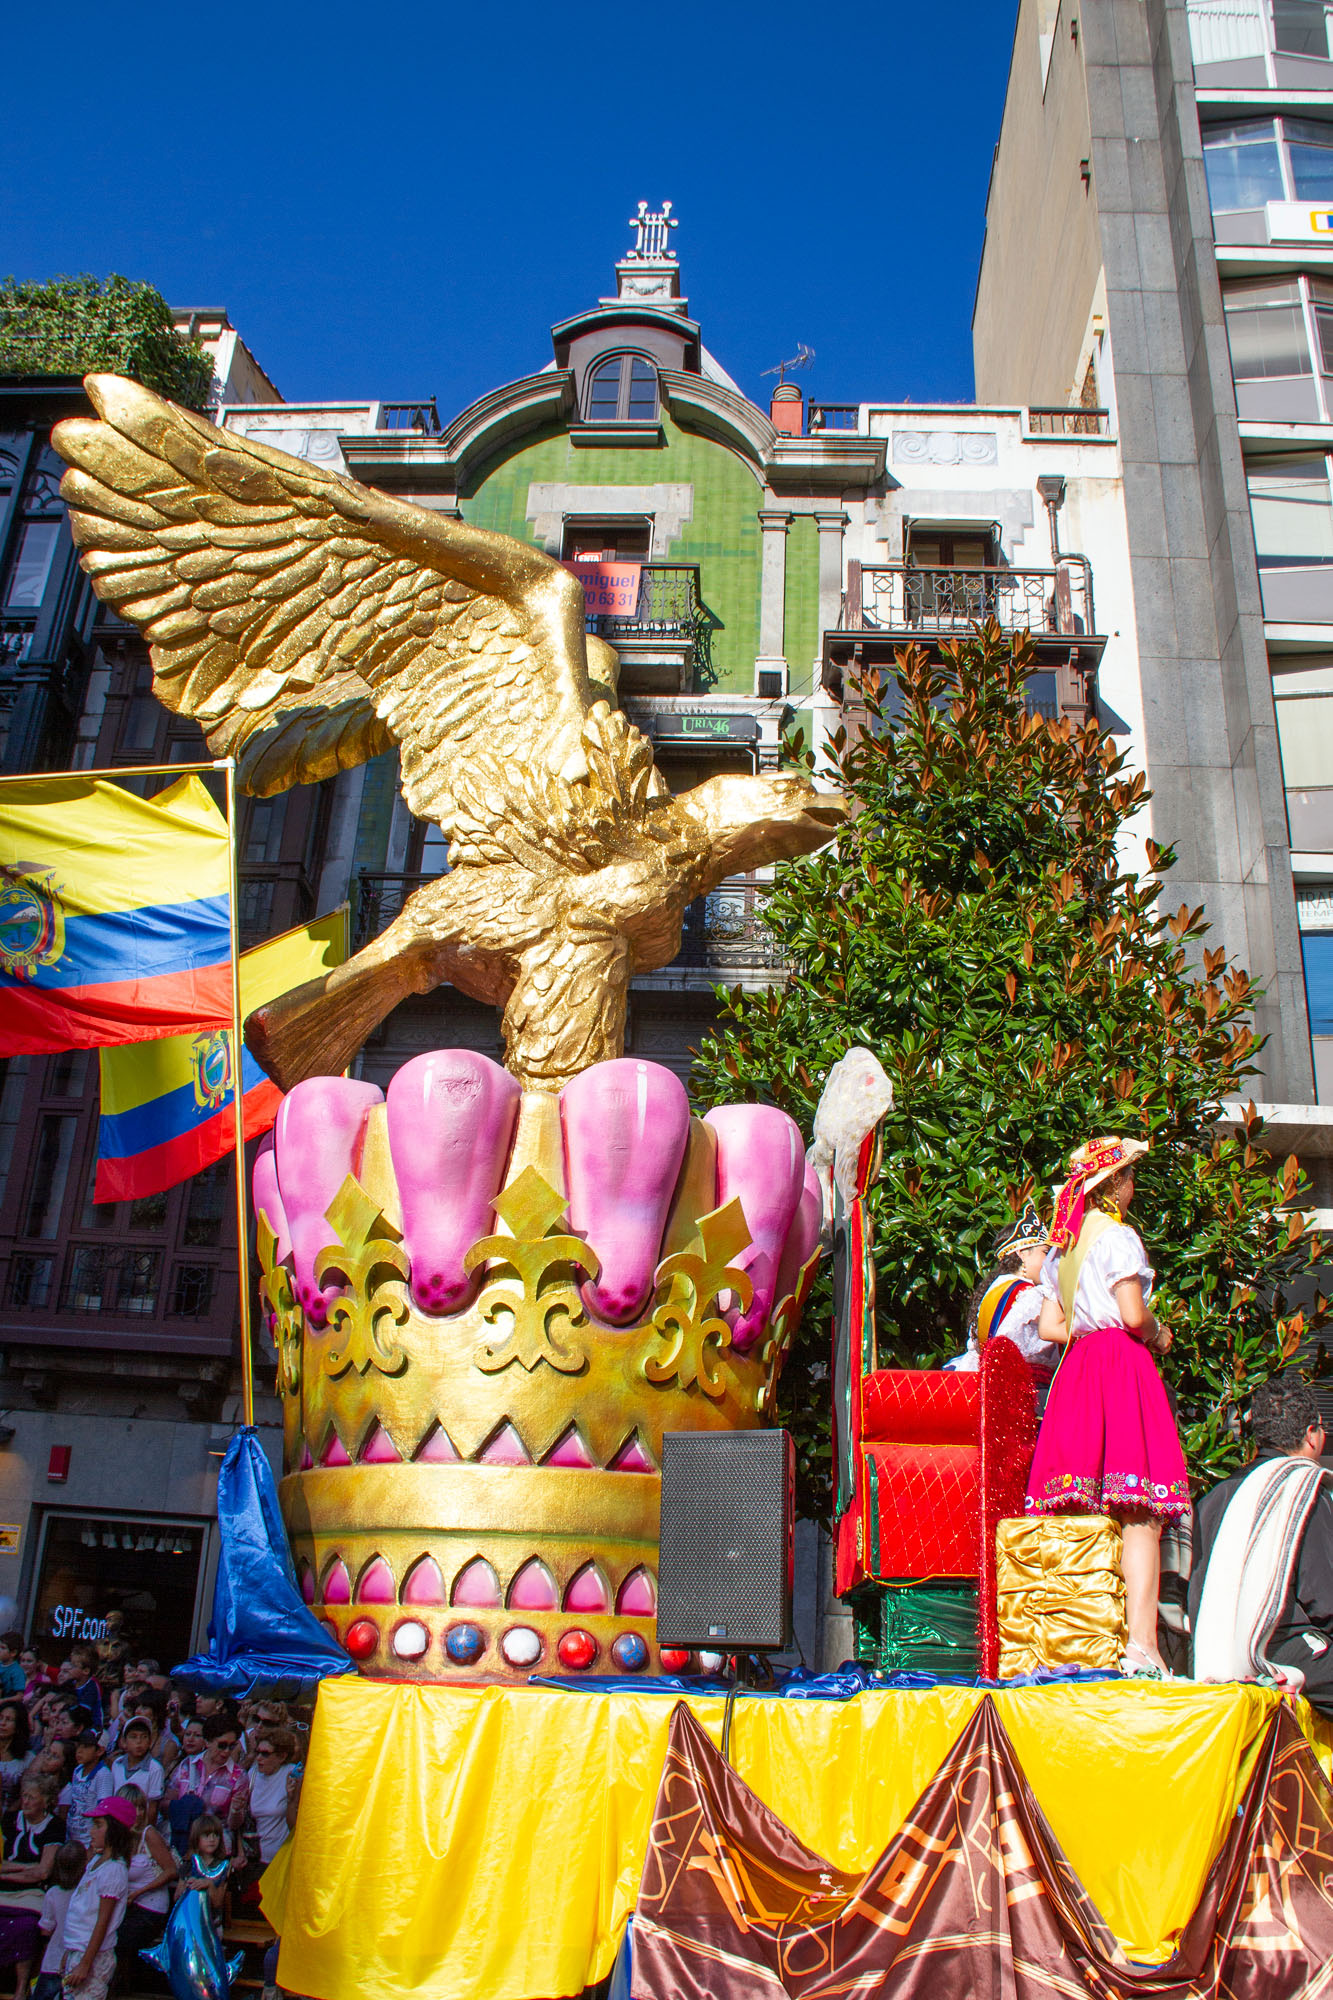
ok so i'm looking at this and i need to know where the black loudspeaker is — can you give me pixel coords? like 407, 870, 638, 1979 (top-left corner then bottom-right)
657, 1429, 795, 1650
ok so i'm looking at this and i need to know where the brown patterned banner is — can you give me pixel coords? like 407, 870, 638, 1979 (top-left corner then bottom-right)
632, 1698, 1333, 2000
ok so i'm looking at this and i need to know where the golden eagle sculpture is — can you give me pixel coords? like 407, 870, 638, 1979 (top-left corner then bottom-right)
52, 375, 843, 1090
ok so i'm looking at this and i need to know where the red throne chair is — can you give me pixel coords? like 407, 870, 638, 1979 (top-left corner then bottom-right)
830, 1123, 1037, 1677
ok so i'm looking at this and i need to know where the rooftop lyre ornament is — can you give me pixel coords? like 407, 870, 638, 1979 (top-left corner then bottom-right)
626, 201, 678, 262
52, 376, 843, 1090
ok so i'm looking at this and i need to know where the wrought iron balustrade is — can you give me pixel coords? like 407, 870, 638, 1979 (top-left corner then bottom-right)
841, 561, 1095, 639
663, 876, 786, 975
1026, 406, 1109, 436
585, 563, 702, 644
378, 401, 442, 434
807, 404, 861, 432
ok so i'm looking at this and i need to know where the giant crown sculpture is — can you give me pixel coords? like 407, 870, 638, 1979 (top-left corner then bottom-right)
254, 1052, 821, 1682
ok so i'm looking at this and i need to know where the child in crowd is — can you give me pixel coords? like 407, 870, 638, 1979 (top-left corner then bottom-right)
108, 1721, 164, 1824
0, 1636, 27, 1701
32, 1843, 84, 2000
60, 1737, 112, 1851
127, 1693, 179, 1781
62, 1652, 101, 1735
20, 1653, 52, 1700
58, 1798, 132, 2000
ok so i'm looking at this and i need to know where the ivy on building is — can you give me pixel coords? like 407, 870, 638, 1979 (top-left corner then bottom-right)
691, 623, 1329, 1520
0, 274, 214, 409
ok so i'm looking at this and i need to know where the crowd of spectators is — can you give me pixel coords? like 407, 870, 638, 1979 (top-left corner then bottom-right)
0, 1631, 307, 1998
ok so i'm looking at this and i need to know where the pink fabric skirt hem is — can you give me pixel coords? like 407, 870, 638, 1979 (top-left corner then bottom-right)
1024, 1325, 1190, 1523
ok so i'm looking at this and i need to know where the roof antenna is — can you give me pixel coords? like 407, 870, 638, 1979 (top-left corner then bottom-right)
761, 344, 815, 387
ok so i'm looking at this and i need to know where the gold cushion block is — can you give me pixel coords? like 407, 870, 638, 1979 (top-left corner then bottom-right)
996, 1513, 1127, 1676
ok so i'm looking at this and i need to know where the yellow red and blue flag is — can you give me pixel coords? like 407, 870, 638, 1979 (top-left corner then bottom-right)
0, 774, 233, 1055
95, 910, 346, 1202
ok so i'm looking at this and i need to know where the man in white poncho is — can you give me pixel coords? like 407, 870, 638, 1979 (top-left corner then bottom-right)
1189, 1374, 1333, 1713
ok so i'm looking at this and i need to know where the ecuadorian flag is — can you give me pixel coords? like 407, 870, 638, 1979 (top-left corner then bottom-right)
0, 774, 232, 1055
95, 910, 346, 1202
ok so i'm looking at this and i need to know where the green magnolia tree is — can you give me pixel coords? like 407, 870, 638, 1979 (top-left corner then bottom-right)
692, 625, 1328, 1520
0, 274, 214, 408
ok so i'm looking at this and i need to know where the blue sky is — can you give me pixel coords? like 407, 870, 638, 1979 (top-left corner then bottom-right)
5, 1, 1016, 419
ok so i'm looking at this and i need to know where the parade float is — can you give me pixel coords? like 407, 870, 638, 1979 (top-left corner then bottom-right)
44, 375, 1333, 2000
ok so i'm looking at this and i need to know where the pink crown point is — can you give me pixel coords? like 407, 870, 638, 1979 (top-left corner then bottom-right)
544, 1426, 596, 1469
705, 1104, 807, 1349
253, 1136, 292, 1266
773, 1162, 823, 1308
273, 1077, 384, 1322
451, 1558, 501, 1608
387, 1052, 521, 1316
609, 1433, 655, 1474
414, 1424, 460, 1464
478, 1422, 531, 1466
563, 1563, 610, 1613
616, 1566, 657, 1615
508, 1559, 559, 1610
320, 1430, 352, 1468
561, 1061, 691, 1324
357, 1556, 395, 1604
359, 1422, 401, 1464
401, 1557, 446, 1606
323, 1559, 351, 1605
298, 1566, 315, 1605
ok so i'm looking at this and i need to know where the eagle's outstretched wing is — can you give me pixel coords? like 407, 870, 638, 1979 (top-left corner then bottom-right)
51, 374, 598, 840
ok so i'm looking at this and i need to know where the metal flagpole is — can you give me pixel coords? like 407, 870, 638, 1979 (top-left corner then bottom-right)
0, 759, 227, 785
222, 758, 256, 1430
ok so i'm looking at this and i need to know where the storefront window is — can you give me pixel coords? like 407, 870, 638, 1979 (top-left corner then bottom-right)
30, 1513, 207, 1667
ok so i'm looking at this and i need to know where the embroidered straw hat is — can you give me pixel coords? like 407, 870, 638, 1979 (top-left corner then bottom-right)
1064, 1134, 1148, 1194
1051, 1134, 1149, 1250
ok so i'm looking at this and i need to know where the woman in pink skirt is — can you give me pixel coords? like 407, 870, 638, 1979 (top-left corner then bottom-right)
1025, 1134, 1190, 1675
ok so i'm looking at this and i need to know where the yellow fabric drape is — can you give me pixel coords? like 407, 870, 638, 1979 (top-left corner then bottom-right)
264, 1678, 1330, 2000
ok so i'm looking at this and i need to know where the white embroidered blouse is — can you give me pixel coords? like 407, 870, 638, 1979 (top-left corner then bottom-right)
1039, 1221, 1154, 1333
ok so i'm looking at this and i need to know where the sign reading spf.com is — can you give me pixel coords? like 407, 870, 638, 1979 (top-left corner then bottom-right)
561, 561, 642, 618
49, 1605, 107, 1641
1266, 201, 1333, 243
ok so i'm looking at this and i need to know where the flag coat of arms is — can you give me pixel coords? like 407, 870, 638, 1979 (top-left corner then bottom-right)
94, 911, 346, 1203
0, 774, 233, 1055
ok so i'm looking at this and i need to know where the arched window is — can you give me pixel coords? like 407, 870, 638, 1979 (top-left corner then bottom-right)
584, 352, 659, 423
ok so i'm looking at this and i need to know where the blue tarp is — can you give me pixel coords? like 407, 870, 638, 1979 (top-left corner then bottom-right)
530, 1662, 1126, 1698
172, 1427, 353, 1699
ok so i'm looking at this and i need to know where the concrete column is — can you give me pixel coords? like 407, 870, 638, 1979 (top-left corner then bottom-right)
756, 509, 792, 676
813, 510, 849, 657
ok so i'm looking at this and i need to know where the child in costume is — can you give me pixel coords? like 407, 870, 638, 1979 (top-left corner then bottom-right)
1024, 1135, 1189, 1676
949, 1201, 1058, 1377
141, 1813, 243, 2000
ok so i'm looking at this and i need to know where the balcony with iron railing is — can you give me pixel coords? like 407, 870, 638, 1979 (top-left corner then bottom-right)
355, 871, 784, 979
804, 403, 1110, 437
823, 559, 1107, 719
841, 559, 1097, 639
583, 562, 711, 694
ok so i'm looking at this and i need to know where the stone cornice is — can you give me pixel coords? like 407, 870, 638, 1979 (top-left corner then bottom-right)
657, 369, 777, 470
658, 371, 887, 489
341, 370, 576, 488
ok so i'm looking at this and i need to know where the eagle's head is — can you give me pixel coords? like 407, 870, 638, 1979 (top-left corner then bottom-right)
674, 772, 846, 884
